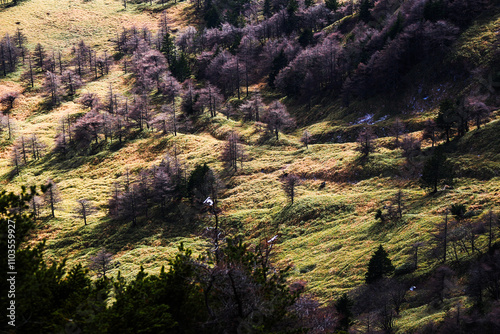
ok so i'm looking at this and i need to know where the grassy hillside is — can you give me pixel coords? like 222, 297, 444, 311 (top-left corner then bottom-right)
1, 0, 500, 332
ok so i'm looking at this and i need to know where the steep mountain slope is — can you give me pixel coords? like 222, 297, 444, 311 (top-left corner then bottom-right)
1, 0, 500, 332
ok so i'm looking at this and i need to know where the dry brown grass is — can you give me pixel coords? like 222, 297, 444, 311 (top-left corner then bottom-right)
0, 0, 160, 50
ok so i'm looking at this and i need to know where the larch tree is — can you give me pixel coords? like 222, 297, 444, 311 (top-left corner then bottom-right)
301, 130, 311, 149
422, 118, 438, 147
220, 131, 246, 172
263, 100, 295, 140
42, 179, 62, 218
61, 70, 82, 96
88, 249, 114, 278
10, 147, 22, 176
466, 97, 491, 129
282, 174, 301, 204
356, 126, 377, 158
390, 118, 405, 148
33, 43, 46, 72
0, 91, 19, 140
240, 93, 264, 122
43, 71, 62, 106
75, 198, 97, 226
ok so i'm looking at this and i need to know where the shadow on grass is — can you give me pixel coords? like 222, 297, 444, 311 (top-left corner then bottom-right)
49, 202, 202, 254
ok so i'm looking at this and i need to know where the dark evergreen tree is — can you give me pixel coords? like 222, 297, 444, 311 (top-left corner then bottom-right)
424, 0, 446, 22
170, 52, 191, 82
204, 1, 221, 28
187, 163, 211, 199
359, 0, 373, 23
160, 32, 176, 65
263, 0, 272, 17
365, 245, 394, 284
335, 293, 353, 331
325, 0, 339, 12
298, 28, 314, 48
420, 149, 453, 193
268, 50, 287, 88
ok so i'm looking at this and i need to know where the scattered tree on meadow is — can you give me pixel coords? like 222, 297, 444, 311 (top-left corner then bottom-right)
282, 173, 300, 204
400, 134, 421, 162
486, 210, 498, 252
75, 198, 97, 226
16, 135, 29, 165
466, 96, 491, 129
240, 93, 264, 122
433, 210, 450, 263
29, 194, 43, 223
262, 100, 294, 140
0, 33, 19, 76
43, 71, 62, 106
61, 70, 82, 96
392, 189, 405, 220
412, 241, 424, 269
356, 126, 377, 158
422, 118, 438, 147
20, 52, 34, 87
436, 99, 457, 143
42, 179, 62, 218
220, 131, 246, 172
88, 249, 114, 278
33, 43, 46, 72
301, 130, 311, 149
195, 84, 223, 117
78, 92, 100, 111
10, 147, 22, 175
365, 245, 394, 284
420, 148, 453, 193
0, 91, 18, 140
390, 117, 405, 147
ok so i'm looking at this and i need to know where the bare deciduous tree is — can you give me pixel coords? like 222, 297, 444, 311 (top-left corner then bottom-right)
263, 100, 295, 140
422, 118, 438, 147
0, 91, 19, 140
42, 179, 62, 218
43, 71, 62, 106
10, 147, 22, 175
220, 131, 246, 172
401, 134, 421, 162
301, 130, 311, 149
89, 249, 114, 278
390, 117, 405, 148
75, 198, 97, 225
356, 126, 377, 158
282, 174, 300, 204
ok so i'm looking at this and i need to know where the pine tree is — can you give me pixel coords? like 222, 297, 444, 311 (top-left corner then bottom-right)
365, 245, 394, 284
359, 0, 373, 23
325, 0, 339, 12
335, 293, 353, 331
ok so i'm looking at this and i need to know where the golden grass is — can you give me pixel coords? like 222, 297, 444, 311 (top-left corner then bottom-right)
0, 0, 160, 50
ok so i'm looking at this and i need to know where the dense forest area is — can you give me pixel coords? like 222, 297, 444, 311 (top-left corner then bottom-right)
1, 0, 500, 332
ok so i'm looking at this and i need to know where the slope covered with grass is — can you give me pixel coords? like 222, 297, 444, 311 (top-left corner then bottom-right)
1, 0, 500, 332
